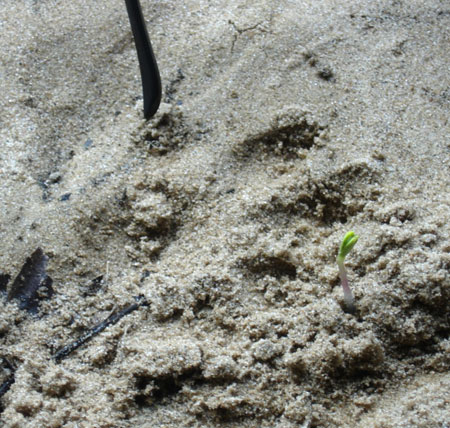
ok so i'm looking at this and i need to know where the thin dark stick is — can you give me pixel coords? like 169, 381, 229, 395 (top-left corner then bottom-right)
54, 295, 148, 362
124, 0, 162, 119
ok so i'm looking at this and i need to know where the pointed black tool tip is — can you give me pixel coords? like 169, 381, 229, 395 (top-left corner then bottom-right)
143, 87, 162, 119
125, 0, 162, 119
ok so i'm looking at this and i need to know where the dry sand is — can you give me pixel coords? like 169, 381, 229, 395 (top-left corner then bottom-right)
0, 0, 449, 427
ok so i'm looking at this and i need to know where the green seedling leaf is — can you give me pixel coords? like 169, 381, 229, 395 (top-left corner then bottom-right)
338, 231, 359, 261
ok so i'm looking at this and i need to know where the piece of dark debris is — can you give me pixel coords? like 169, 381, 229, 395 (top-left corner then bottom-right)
6, 248, 53, 315
0, 358, 16, 412
0, 274, 10, 296
54, 295, 149, 362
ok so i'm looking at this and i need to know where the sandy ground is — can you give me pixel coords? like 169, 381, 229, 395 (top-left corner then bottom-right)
0, 0, 449, 427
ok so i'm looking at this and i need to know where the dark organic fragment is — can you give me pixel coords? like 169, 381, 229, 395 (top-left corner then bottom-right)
0, 358, 15, 411
0, 274, 10, 296
54, 295, 148, 362
0, 376, 14, 402
7, 248, 53, 314
82, 275, 104, 297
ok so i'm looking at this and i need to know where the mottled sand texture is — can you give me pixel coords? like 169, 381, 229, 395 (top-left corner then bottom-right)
0, 0, 449, 427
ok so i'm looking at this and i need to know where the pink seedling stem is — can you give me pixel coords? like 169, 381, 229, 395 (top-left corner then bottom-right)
337, 231, 359, 313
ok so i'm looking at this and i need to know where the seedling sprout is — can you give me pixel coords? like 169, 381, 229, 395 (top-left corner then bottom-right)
337, 231, 359, 313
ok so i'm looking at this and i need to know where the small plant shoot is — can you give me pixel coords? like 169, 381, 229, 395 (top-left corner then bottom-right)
337, 231, 359, 313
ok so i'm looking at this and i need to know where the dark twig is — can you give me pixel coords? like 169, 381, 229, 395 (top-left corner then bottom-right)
124, 0, 162, 119
54, 295, 148, 362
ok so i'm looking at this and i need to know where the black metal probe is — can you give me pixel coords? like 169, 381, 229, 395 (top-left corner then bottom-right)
124, 0, 161, 119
